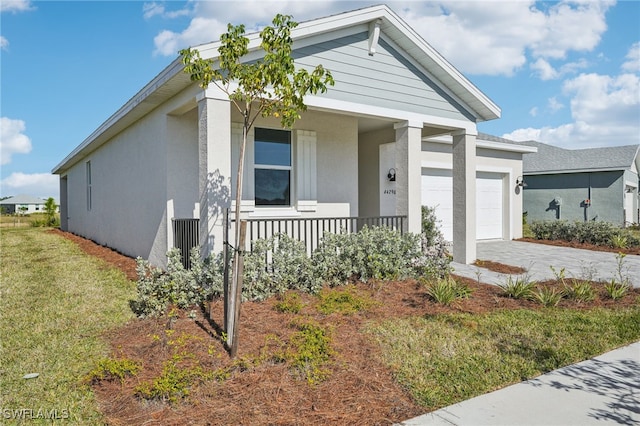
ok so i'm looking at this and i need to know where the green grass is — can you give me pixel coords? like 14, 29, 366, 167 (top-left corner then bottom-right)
0, 228, 136, 424
367, 307, 640, 411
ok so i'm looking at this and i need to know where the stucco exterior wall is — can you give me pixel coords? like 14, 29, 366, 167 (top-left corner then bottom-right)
358, 127, 396, 217
230, 110, 360, 219
523, 171, 626, 224
63, 111, 168, 264
62, 88, 201, 267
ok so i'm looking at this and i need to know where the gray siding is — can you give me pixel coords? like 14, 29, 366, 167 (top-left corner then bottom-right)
293, 32, 473, 122
523, 171, 625, 225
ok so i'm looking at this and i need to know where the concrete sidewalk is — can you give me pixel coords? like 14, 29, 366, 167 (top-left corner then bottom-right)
398, 341, 640, 425
452, 240, 640, 288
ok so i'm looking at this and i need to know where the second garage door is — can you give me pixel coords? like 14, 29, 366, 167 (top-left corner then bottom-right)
421, 169, 504, 241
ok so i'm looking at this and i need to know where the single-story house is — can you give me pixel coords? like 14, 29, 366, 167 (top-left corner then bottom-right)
0, 194, 47, 214
52, 5, 534, 268
519, 141, 639, 225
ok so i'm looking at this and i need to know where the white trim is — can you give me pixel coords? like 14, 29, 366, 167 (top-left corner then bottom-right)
231, 200, 256, 213
425, 135, 537, 154
297, 200, 318, 212
248, 208, 302, 218
167, 199, 174, 252
421, 161, 513, 175
305, 94, 477, 134
477, 140, 537, 154
525, 167, 630, 175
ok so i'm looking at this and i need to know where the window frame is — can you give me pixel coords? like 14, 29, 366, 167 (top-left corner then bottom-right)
86, 161, 92, 211
253, 128, 292, 207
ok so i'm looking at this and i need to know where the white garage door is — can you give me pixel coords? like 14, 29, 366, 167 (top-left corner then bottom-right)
421, 169, 504, 241
476, 172, 503, 240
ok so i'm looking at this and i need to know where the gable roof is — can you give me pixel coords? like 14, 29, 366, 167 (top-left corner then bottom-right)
516, 141, 640, 174
0, 194, 46, 205
53, 5, 500, 175
195, 5, 500, 123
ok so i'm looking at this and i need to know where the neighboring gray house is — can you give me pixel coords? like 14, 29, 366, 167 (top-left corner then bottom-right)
0, 194, 47, 214
52, 5, 533, 267
519, 141, 640, 225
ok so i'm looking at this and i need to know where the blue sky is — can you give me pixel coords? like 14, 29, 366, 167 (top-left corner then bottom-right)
1, 0, 639, 200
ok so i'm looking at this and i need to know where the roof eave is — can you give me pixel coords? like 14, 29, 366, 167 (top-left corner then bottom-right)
52, 57, 189, 174
524, 167, 630, 175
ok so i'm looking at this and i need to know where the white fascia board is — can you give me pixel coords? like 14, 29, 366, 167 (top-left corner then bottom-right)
52, 56, 186, 174
478, 140, 537, 153
424, 135, 537, 154
195, 5, 389, 60
524, 167, 629, 176
304, 94, 477, 134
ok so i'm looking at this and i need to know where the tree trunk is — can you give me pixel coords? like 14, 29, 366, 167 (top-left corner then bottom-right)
230, 220, 246, 358
226, 118, 249, 356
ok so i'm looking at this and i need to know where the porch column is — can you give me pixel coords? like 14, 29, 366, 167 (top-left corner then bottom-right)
452, 131, 477, 264
394, 121, 422, 234
197, 88, 231, 257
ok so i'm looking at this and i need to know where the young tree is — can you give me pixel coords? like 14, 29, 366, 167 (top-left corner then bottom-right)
44, 197, 58, 226
180, 14, 334, 356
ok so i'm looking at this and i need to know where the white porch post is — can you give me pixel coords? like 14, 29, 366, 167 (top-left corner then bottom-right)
452, 131, 477, 264
394, 121, 422, 234
197, 88, 231, 257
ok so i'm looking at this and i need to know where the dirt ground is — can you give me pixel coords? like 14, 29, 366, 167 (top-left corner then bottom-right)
50, 229, 640, 425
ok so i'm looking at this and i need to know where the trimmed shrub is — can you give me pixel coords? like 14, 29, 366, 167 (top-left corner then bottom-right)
530, 220, 639, 248
132, 248, 212, 317
243, 234, 317, 301
133, 222, 452, 315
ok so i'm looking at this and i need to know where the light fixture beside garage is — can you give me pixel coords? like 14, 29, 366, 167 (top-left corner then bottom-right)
516, 176, 527, 188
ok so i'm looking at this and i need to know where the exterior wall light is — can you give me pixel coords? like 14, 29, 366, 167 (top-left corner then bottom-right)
387, 168, 396, 182
516, 176, 527, 187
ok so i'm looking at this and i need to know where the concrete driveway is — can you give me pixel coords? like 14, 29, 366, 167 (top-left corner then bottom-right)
452, 240, 640, 288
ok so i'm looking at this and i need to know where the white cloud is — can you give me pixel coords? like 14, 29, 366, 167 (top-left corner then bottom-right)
0, 117, 32, 165
152, 1, 613, 77
503, 72, 640, 149
531, 58, 558, 80
529, 107, 538, 117
0, 172, 59, 199
152, 1, 336, 56
622, 42, 640, 73
0, 36, 8, 51
531, 57, 589, 80
0, 0, 34, 13
548, 97, 564, 112
143, 2, 191, 20
529, 0, 613, 59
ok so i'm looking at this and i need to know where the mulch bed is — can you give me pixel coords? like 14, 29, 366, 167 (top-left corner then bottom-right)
473, 259, 527, 274
518, 238, 640, 256
49, 228, 640, 425
48, 228, 139, 281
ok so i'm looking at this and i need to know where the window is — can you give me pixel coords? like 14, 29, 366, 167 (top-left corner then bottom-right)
254, 128, 291, 206
86, 161, 92, 211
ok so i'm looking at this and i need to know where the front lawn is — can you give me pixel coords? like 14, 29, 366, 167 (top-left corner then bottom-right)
2, 227, 640, 424
0, 228, 135, 424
